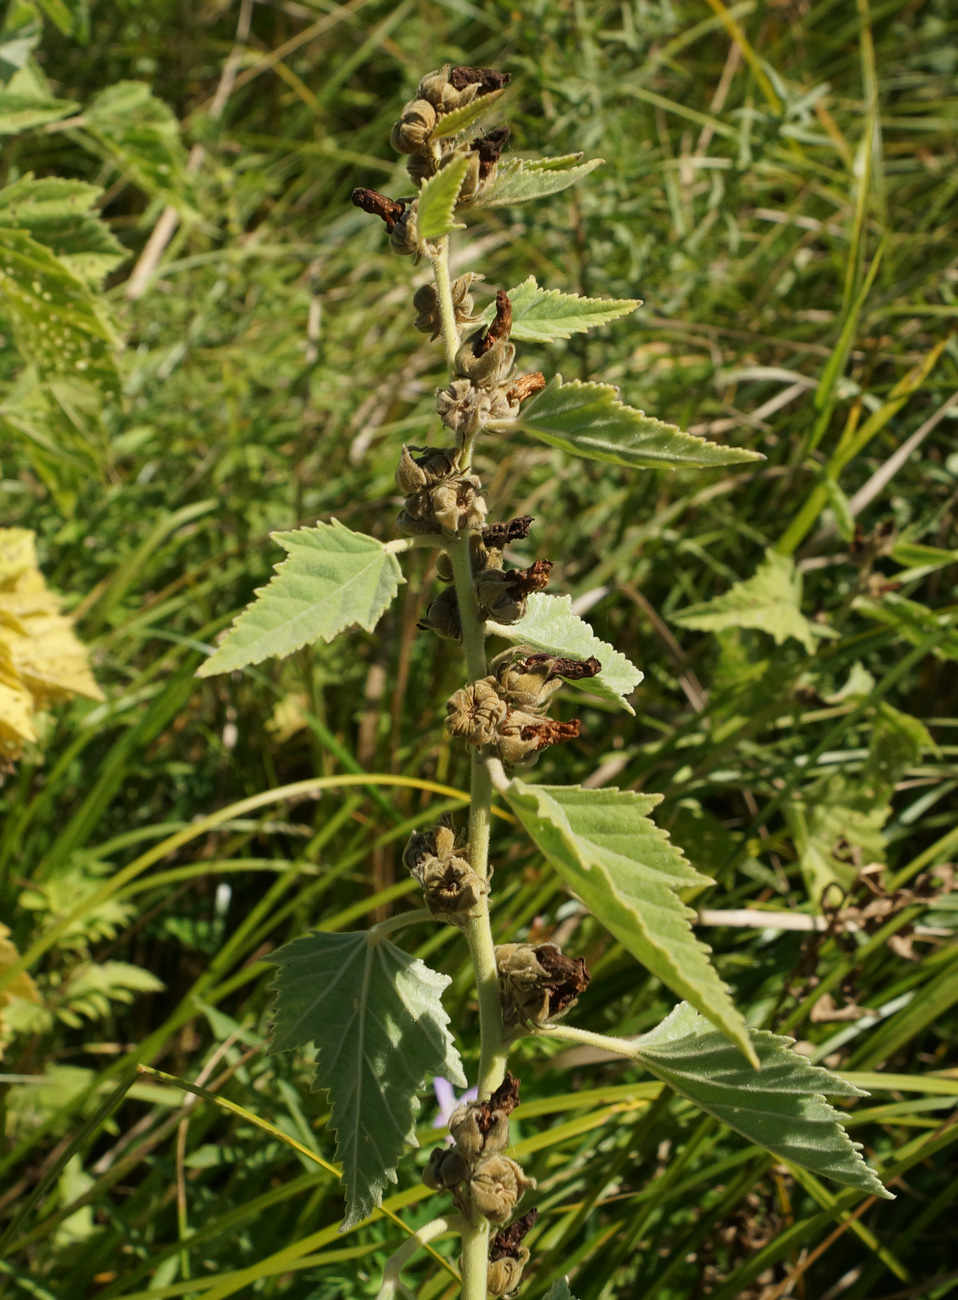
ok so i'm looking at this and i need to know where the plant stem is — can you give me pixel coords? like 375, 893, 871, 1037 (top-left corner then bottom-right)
535, 1022, 643, 1059
375, 1215, 464, 1300
367, 909, 434, 943
434, 236, 508, 1299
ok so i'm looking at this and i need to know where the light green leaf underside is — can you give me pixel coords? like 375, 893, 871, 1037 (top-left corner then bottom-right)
416, 154, 470, 240
197, 520, 403, 677
635, 1003, 890, 1199
495, 375, 764, 471
486, 592, 642, 714
478, 274, 640, 343
543, 1282, 578, 1300
506, 781, 754, 1064
0, 175, 126, 285
268, 930, 466, 1230
0, 227, 121, 395
671, 549, 834, 654
479, 153, 603, 207
431, 88, 506, 140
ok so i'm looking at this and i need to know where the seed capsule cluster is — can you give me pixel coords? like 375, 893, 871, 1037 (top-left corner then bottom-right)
496, 942, 592, 1030
422, 1075, 536, 1233
402, 824, 488, 925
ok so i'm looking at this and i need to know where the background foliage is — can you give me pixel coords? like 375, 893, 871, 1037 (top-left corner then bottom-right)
1, 0, 957, 1297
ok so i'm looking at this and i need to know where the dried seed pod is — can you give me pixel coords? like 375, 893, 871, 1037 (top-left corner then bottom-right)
487, 1209, 538, 1297
445, 678, 509, 747
390, 97, 437, 153
475, 560, 552, 624
417, 587, 462, 641
417, 65, 480, 113
428, 475, 487, 535
437, 377, 518, 437
423, 1146, 470, 1192
397, 446, 486, 537
403, 825, 488, 924
496, 942, 591, 1028
494, 712, 580, 768
464, 1153, 536, 1223
403, 824, 458, 874
454, 295, 516, 386
491, 649, 602, 713
389, 201, 419, 256
448, 1073, 520, 1159
481, 516, 535, 548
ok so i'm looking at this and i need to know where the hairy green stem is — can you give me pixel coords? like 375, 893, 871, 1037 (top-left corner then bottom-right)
375, 1215, 464, 1300
367, 909, 434, 943
536, 1022, 642, 1058
435, 236, 508, 1298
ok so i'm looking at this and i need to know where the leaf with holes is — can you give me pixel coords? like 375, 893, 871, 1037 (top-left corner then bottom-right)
479, 153, 603, 206
268, 929, 466, 1230
672, 549, 834, 654
506, 781, 755, 1064
487, 593, 642, 714
416, 154, 470, 241
479, 275, 640, 343
491, 375, 763, 470
0, 176, 125, 285
197, 520, 404, 676
634, 1003, 890, 1197
0, 227, 120, 396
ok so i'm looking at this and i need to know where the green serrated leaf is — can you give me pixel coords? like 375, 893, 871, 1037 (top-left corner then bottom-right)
478, 274, 640, 343
197, 520, 404, 677
672, 549, 834, 655
0, 3, 41, 83
635, 1003, 891, 1198
0, 227, 120, 395
416, 154, 470, 241
431, 88, 506, 140
492, 374, 763, 471
786, 774, 889, 904
487, 592, 642, 714
0, 176, 125, 285
506, 781, 755, 1064
0, 67, 78, 132
543, 1282, 578, 1300
267, 930, 466, 1230
84, 81, 192, 209
479, 154, 603, 206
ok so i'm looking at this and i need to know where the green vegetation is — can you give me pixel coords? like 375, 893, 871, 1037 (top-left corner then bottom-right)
1, 2, 956, 1298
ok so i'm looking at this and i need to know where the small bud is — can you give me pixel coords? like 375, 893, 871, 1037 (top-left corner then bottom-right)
423, 1146, 470, 1192
350, 187, 405, 231
465, 1153, 536, 1223
446, 679, 509, 747
390, 97, 437, 153
496, 942, 591, 1028
481, 516, 535, 547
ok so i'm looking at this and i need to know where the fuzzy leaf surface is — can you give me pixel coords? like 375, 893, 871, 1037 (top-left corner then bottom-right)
635, 1003, 890, 1198
506, 781, 754, 1063
479, 153, 603, 206
197, 520, 403, 676
479, 275, 640, 343
431, 88, 505, 140
416, 154, 470, 240
672, 549, 833, 654
486, 592, 642, 714
268, 930, 466, 1230
493, 375, 763, 470
543, 1283, 578, 1300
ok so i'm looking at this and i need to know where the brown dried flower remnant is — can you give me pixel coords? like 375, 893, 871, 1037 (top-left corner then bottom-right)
350, 187, 405, 230
448, 1072, 520, 1159
474, 126, 510, 180
481, 516, 535, 548
403, 825, 488, 924
507, 371, 547, 404
448, 66, 512, 94
487, 1209, 538, 1298
492, 649, 601, 714
475, 558, 553, 625
496, 942, 591, 1029
475, 290, 513, 356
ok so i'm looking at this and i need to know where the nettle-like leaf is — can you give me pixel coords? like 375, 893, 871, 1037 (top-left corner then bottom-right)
84, 81, 192, 209
52, 961, 164, 1029
197, 520, 404, 677
431, 88, 506, 141
490, 375, 763, 471
479, 153, 603, 206
543, 1282, 578, 1300
0, 176, 126, 285
506, 781, 754, 1064
672, 549, 835, 655
635, 1003, 890, 1198
479, 275, 640, 343
268, 930, 466, 1230
785, 774, 889, 904
486, 592, 642, 714
416, 154, 470, 241
0, 227, 121, 395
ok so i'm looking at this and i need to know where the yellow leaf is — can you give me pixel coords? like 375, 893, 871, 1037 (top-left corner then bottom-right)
0, 529, 37, 588
3, 615, 105, 704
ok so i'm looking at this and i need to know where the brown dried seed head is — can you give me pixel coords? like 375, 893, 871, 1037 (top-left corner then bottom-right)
507, 372, 547, 404
449, 65, 512, 93
482, 516, 535, 547
509, 559, 553, 596
465, 1153, 536, 1223
350, 187, 405, 231
446, 679, 509, 746
475, 291, 513, 356
473, 125, 510, 179
536, 943, 591, 1019
497, 942, 591, 1025
489, 1208, 539, 1261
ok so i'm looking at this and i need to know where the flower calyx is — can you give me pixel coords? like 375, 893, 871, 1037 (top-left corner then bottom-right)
423, 1145, 470, 1192
487, 1208, 538, 1298
491, 648, 602, 714
402, 824, 488, 925
448, 1072, 520, 1159
413, 273, 484, 340
496, 942, 591, 1030
475, 558, 553, 625
396, 445, 487, 538
453, 291, 516, 386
